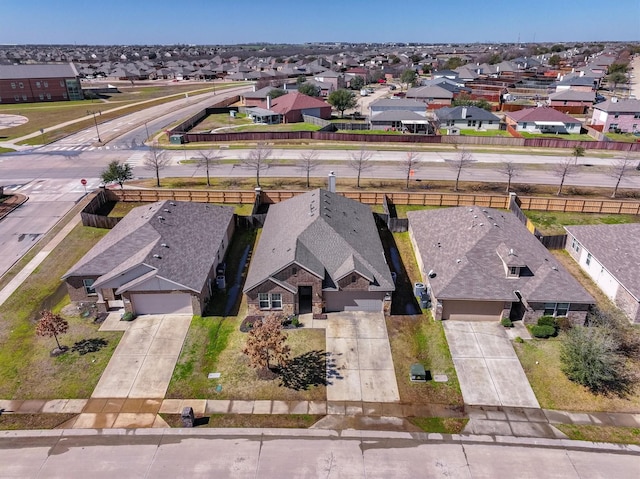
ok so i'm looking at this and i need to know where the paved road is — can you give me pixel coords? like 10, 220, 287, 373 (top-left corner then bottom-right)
1, 429, 639, 478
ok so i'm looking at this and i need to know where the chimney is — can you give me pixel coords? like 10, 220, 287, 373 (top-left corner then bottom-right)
266, 94, 271, 110
328, 171, 336, 193
461, 107, 468, 119
252, 84, 256, 92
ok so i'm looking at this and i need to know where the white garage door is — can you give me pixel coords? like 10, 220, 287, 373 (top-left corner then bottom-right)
131, 293, 193, 315
324, 291, 383, 312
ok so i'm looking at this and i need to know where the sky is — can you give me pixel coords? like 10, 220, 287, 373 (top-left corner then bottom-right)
1, 0, 638, 45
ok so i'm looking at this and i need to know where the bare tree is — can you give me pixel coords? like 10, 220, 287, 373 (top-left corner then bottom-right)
197, 149, 222, 187
403, 151, 421, 189
447, 148, 475, 192
36, 310, 69, 353
297, 150, 321, 188
497, 160, 521, 194
573, 145, 586, 165
241, 143, 273, 187
143, 141, 171, 187
553, 157, 577, 196
348, 145, 374, 188
242, 315, 290, 376
608, 155, 633, 199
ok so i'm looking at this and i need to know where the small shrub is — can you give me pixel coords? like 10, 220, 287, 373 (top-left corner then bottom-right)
291, 316, 300, 327
121, 312, 136, 322
501, 317, 513, 328
514, 336, 524, 344
555, 317, 573, 332
537, 316, 557, 328
531, 325, 557, 338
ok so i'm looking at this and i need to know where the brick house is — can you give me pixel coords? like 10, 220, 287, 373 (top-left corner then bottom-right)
243, 189, 394, 316
408, 206, 593, 323
63, 201, 234, 316
0, 63, 83, 104
590, 98, 640, 133
268, 92, 332, 123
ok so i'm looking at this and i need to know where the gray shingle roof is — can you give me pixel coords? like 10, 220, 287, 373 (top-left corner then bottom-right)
0, 63, 78, 80
63, 201, 234, 293
370, 110, 426, 122
407, 206, 593, 304
593, 98, 640, 113
435, 106, 500, 122
565, 224, 640, 300
370, 99, 425, 109
549, 90, 595, 102
244, 189, 394, 294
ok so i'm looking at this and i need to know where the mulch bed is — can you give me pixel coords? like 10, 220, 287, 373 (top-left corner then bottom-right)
240, 315, 263, 332
0, 194, 27, 221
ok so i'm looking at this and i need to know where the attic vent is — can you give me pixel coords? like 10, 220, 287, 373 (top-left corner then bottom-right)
161, 243, 169, 248
479, 223, 484, 226
551, 266, 558, 271
456, 259, 462, 263
169, 202, 176, 206
164, 208, 170, 212
153, 254, 162, 259
473, 215, 478, 218
157, 215, 165, 221
487, 215, 493, 219
468, 208, 473, 212
494, 223, 499, 227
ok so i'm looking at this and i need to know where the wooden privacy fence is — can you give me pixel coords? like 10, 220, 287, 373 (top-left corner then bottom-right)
107, 189, 640, 216
80, 190, 121, 229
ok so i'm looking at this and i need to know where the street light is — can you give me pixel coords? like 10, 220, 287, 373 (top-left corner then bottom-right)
87, 110, 101, 143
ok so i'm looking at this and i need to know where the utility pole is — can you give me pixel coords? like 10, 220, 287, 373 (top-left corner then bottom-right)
87, 110, 101, 143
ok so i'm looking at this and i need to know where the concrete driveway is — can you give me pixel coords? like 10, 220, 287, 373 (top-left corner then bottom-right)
91, 314, 191, 398
443, 321, 539, 408
325, 312, 400, 403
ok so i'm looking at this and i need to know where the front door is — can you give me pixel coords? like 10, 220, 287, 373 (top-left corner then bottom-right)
298, 286, 312, 314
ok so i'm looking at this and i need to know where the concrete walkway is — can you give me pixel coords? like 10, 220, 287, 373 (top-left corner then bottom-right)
444, 321, 540, 408
325, 312, 400, 403
91, 313, 192, 398
3, 396, 640, 437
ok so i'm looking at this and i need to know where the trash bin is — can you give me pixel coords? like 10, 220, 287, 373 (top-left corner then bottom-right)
181, 406, 195, 428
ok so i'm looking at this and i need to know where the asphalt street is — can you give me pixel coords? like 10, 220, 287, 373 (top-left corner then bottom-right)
1, 429, 639, 478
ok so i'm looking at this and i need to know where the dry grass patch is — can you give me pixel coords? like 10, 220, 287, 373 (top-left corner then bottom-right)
555, 424, 640, 445
0, 413, 77, 430
160, 413, 322, 429
514, 337, 640, 412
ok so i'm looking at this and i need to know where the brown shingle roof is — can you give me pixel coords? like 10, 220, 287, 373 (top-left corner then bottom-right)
506, 107, 580, 123
408, 206, 593, 304
270, 92, 329, 114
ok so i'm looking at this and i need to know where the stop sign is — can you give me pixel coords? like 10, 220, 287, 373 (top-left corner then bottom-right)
81, 178, 87, 185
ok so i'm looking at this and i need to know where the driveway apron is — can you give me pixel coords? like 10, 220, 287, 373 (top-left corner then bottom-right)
325, 312, 400, 403
443, 321, 539, 408
92, 314, 192, 398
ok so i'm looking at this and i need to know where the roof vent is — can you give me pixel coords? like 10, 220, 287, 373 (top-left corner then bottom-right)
157, 215, 165, 221
169, 202, 176, 206
153, 254, 162, 259
456, 259, 461, 263
161, 243, 169, 248
479, 222, 484, 226
164, 208, 170, 212
551, 266, 558, 271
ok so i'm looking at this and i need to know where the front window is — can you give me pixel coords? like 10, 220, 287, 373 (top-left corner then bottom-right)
270, 293, 282, 309
544, 303, 556, 316
83, 279, 96, 295
571, 238, 580, 253
258, 293, 270, 309
556, 303, 569, 317
544, 302, 570, 317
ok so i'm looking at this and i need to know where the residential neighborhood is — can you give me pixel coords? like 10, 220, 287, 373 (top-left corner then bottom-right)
1, 1, 640, 473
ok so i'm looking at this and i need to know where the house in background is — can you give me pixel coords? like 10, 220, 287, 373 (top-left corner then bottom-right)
548, 90, 595, 113
269, 92, 332, 123
0, 63, 83, 104
369, 98, 425, 118
408, 206, 593, 323
504, 107, 582, 134
435, 105, 501, 131
369, 98, 429, 133
565, 224, 640, 324
405, 84, 453, 107
63, 201, 235, 316
590, 98, 640, 133
244, 189, 395, 316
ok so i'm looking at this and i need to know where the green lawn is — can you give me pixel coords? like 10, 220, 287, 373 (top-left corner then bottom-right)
519, 132, 595, 141
524, 210, 640, 236
604, 132, 640, 143
0, 224, 122, 399
0, 147, 16, 154
555, 424, 640, 445
233, 122, 321, 133
458, 129, 512, 137
408, 417, 468, 434
191, 113, 252, 132
336, 129, 402, 135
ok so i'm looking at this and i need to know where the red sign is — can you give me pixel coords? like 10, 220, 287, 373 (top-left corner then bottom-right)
80, 178, 87, 185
